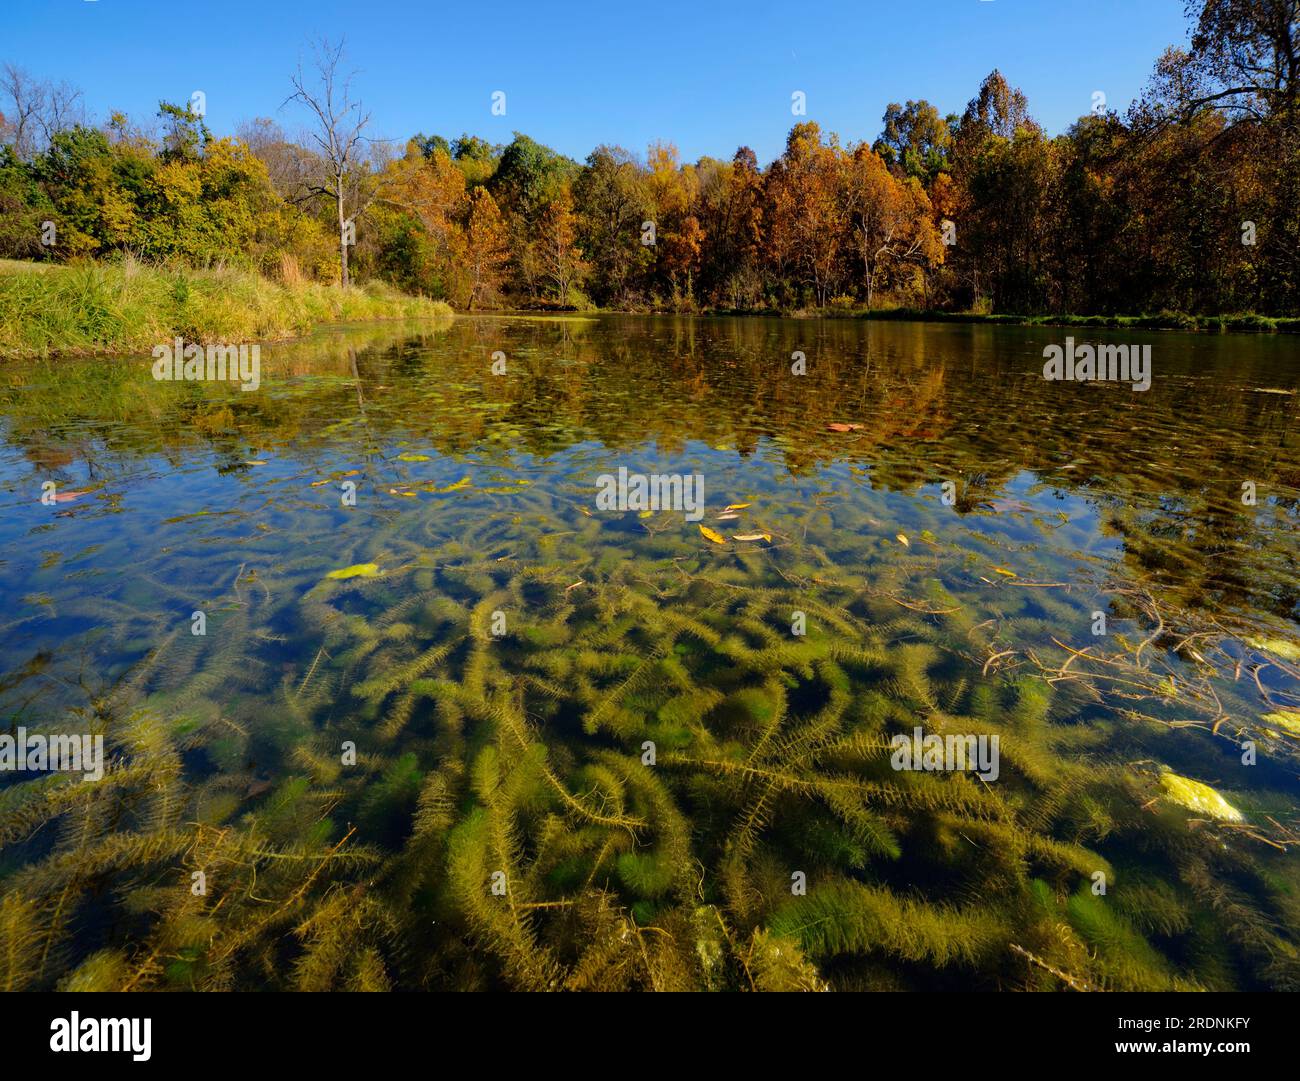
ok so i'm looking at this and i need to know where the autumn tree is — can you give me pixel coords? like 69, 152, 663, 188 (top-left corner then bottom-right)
764, 122, 846, 306
463, 186, 509, 309
537, 185, 586, 304
3, 0, 1297, 316
491, 133, 577, 299
367, 142, 469, 297
842, 144, 942, 309
945, 72, 1054, 312
574, 145, 651, 306
705, 146, 766, 307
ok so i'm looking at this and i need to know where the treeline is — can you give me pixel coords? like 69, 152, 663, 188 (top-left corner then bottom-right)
1, 1, 1297, 315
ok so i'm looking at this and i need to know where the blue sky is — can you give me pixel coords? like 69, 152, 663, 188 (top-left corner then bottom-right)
6, 0, 1191, 164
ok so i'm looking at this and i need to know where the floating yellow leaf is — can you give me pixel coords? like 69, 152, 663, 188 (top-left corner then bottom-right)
896, 533, 909, 547
993, 567, 1018, 578
244, 459, 267, 466
312, 469, 361, 487
699, 525, 727, 545
733, 533, 771, 542
439, 476, 472, 492
325, 563, 380, 581
1245, 636, 1300, 662
1262, 711, 1300, 737
724, 503, 752, 511
397, 452, 431, 462
1159, 771, 1243, 822
638, 510, 654, 518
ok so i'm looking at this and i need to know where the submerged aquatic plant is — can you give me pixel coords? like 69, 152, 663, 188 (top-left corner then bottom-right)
1, 317, 1297, 991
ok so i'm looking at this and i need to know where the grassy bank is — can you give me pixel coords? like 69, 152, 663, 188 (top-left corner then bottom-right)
0, 259, 454, 359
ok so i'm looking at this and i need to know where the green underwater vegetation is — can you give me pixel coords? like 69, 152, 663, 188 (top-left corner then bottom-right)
0, 315, 1297, 991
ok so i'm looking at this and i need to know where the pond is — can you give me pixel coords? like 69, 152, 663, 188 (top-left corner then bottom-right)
1, 314, 1298, 991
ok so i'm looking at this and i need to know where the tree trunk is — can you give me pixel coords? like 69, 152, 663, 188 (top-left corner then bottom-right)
337, 187, 350, 288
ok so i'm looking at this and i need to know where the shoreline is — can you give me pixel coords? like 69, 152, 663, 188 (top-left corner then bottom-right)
5, 252, 1297, 363
482, 306, 1300, 335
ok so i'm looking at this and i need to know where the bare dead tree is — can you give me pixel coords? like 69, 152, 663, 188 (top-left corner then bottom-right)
284, 38, 380, 287
0, 64, 84, 160
236, 117, 320, 204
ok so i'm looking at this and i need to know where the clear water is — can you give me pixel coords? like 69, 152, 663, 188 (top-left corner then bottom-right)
1, 315, 1297, 991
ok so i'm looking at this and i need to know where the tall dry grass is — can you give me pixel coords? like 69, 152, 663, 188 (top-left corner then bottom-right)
0, 259, 453, 359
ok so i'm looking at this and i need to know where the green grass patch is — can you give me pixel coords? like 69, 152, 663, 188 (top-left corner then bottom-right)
0, 259, 453, 359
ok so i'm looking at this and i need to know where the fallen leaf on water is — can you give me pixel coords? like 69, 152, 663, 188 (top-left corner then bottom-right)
1261, 710, 1300, 737
578, 507, 592, 517
716, 512, 740, 521
827, 422, 863, 433
733, 533, 771, 542
325, 563, 380, 580
895, 533, 910, 547
638, 510, 654, 518
388, 489, 416, 498
699, 525, 727, 545
53, 490, 90, 503
397, 452, 431, 462
1159, 771, 1243, 822
724, 503, 752, 511
1245, 636, 1300, 662
312, 469, 361, 487
993, 567, 1018, 578
439, 476, 472, 492
244, 460, 267, 466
